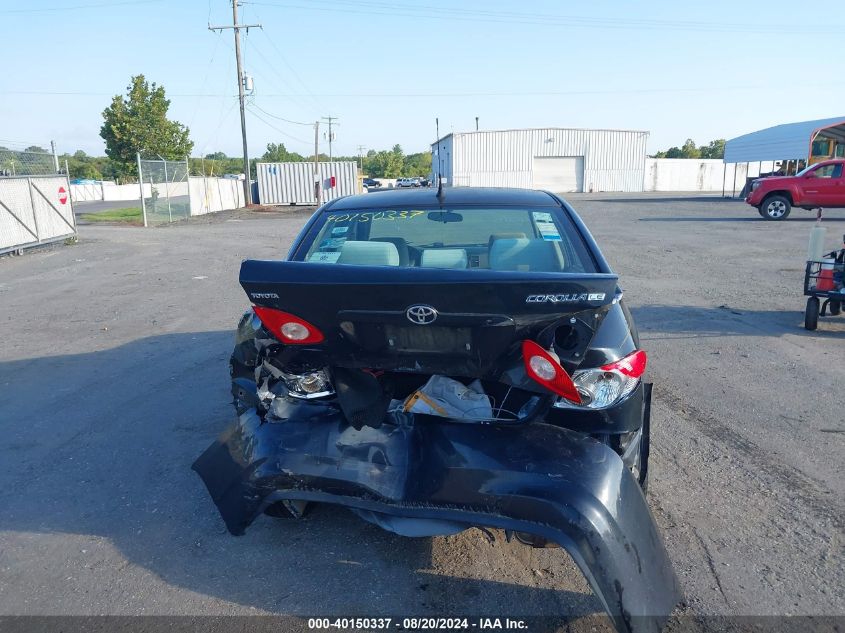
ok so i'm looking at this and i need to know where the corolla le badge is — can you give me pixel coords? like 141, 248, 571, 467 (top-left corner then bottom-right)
406, 304, 438, 325
526, 293, 606, 303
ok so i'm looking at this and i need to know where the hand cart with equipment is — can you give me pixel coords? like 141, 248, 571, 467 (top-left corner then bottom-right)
803, 233, 845, 331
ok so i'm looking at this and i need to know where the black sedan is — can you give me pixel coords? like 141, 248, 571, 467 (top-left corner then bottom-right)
193, 187, 680, 633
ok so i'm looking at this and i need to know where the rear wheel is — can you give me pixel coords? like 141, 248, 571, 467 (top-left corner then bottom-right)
761, 195, 791, 220
804, 297, 819, 330
829, 301, 841, 316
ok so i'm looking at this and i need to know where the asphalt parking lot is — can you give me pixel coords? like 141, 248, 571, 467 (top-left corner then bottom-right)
0, 194, 842, 629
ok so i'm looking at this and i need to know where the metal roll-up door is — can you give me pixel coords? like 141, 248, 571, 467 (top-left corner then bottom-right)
532, 156, 584, 193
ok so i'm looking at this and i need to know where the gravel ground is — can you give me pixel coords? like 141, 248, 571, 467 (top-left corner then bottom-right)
0, 194, 842, 630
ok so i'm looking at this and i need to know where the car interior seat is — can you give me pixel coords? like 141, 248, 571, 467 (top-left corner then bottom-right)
420, 248, 468, 269
337, 240, 400, 266
488, 232, 527, 250
489, 238, 565, 272
370, 237, 410, 266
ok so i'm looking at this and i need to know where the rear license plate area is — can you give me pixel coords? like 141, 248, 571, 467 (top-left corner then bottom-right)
383, 325, 472, 353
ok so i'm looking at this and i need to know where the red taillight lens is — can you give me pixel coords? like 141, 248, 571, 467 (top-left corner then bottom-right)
253, 306, 325, 345
600, 349, 647, 378
521, 340, 581, 404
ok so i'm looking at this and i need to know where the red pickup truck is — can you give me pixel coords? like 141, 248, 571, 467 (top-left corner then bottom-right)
746, 159, 845, 220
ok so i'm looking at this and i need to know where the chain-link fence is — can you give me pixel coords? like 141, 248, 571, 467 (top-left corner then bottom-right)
0, 144, 61, 177
137, 156, 190, 226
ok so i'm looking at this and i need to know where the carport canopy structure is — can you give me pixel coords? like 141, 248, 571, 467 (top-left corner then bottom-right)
724, 116, 845, 163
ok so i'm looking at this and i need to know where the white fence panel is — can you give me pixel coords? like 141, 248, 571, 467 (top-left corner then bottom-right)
71, 182, 183, 203
189, 177, 245, 215
257, 161, 359, 205
0, 176, 76, 253
103, 183, 148, 201
70, 183, 103, 202
152, 181, 188, 198
0, 179, 37, 249
643, 159, 764, 192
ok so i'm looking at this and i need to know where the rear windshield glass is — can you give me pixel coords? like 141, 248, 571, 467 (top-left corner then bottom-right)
296, 207, 596, 273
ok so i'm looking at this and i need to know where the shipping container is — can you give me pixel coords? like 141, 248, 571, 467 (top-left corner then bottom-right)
256, 162, 359, 205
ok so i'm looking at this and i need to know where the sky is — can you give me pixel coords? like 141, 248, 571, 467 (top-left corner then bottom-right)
1, 0, 844, 159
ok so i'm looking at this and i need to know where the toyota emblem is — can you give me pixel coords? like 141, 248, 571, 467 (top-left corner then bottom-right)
406, 304, 438, 325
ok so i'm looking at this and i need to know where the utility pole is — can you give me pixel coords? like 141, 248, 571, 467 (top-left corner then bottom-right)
322, 116, 338, 163
314, 121, 321, 205
209, 1, 260, 206
357, 145, 366, 171
50, 140, 59, 173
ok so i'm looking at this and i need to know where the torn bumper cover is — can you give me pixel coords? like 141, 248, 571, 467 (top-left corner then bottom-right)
193, 401, 680, 633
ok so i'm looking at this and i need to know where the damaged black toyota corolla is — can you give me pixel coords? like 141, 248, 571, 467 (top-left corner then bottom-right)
193, 187, 680, 633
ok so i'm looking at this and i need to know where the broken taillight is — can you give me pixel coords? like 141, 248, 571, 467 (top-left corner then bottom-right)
252, 306, 325, 345
555, 349, 648, 410
521, 340, 581, 404
601, 349, 647, 378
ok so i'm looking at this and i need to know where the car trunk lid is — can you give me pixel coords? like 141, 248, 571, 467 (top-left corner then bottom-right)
240, 260, 618, 376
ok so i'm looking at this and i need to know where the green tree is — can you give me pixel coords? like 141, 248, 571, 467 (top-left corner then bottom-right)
365, 149, 404, 178
261, 142, 305, 163
654, 138, 725, 159
204, 151, 227, 160
100, 74, 193, 178
62, 150, 102, 180
699, 139, 726, 159
680, 138, 700, 158
403, 151, 432, 177
654, 147, 680, 158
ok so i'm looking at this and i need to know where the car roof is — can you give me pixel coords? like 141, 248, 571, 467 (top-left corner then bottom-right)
325, 187, 561, 210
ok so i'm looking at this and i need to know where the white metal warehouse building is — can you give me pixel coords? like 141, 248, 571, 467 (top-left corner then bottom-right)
431, 127, 650, 193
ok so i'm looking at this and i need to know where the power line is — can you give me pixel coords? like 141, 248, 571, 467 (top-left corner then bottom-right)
0, 90, 234, 97
248, 0, 844, 34
248, 102, 313, 126
5, 82, 844, 99
253, 18, 324, 111
187, 30, 225, 131
239, 2, 326, 115
196, 31, 237, 157
0, 0, 165, 14
241, 36, 319, 112
0, 138, 56, 147
198, 98, 239, 158
247, 106, 312, 146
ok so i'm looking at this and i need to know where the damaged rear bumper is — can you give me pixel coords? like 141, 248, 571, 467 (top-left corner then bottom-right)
193, 401, 680, 633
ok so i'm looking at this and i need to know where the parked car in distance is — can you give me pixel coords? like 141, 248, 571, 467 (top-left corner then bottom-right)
747, 159, 845, 220
362, 177, 381, 188
396, 177, 420, 188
